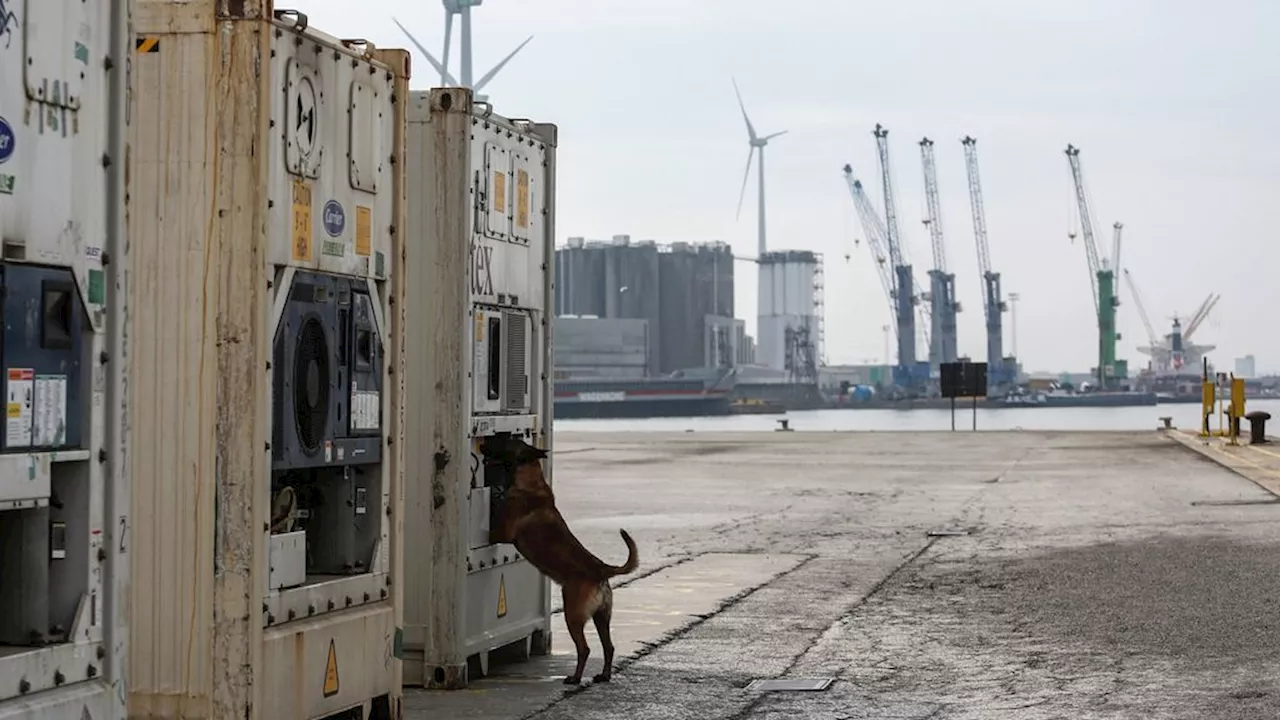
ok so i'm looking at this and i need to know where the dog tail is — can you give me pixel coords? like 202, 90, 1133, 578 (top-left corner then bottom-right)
602, 529, 639, 578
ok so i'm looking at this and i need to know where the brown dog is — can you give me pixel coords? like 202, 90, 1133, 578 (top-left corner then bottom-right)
483, 434, 639, 685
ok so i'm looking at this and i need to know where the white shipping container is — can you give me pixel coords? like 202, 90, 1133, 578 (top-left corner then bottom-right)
128, 3, 408, 718
401, 89, 557, 687
0, 0, 130, 717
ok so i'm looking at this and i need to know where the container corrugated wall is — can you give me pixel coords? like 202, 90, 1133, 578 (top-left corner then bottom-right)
129, 4, 239, 714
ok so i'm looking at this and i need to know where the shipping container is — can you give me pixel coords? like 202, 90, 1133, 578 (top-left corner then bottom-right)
400, 88, 557, 688
128, 2, 408, 718
0, 0, 131, 717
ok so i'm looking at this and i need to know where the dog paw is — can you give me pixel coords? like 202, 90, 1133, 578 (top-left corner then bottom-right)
592, 673, 612, 684
563, 676, 582, 686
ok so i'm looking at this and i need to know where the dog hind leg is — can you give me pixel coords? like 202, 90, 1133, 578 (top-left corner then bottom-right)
590, 588, 615, 683
562, 586, 591, 685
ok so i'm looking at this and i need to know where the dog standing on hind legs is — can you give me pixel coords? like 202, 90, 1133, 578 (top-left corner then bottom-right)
483, 434, 639, 685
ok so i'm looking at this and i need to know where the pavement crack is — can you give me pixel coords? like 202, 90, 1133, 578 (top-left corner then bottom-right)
726, 538, 942, 720
521, 553, 820, 720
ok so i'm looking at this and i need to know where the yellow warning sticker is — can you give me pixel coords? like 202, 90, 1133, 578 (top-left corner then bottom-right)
497, 574, 508, 618
291, 181, 313, 263
354, 206, 372, 257
135, 37, 160, 54
515, 169, 530, 229
322, 638, 340, 698
493, 171, 506, 214
6, 404, 18, 418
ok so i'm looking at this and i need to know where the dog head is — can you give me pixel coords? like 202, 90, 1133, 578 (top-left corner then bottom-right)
481, 434, 548, 467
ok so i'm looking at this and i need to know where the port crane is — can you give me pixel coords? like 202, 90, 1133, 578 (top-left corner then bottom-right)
919, 138, 959, 368
873, 124, 926, 393
960, 136, 1013, 388
1123, 269, 1220, 373
1065, 144, 1125, 389
842, 163, 932, 391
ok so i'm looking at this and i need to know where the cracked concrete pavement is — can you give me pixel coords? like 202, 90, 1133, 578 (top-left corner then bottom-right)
404, 430, 1280, 719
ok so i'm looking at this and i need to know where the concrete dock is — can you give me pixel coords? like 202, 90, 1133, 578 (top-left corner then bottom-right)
404, 430, 1280, 719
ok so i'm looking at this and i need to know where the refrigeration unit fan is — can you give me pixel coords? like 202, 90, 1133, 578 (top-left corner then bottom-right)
272, 271, 384, 471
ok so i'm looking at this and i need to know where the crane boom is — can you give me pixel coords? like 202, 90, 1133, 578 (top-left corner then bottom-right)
842, 166, 897, 330
1121, 269, 1158, 348
874, 124, 906, 270
1111, 222, 1123, 276
1065, 144, 1103, 314
1184, 293, 1220, 341
919, 138, 947, 273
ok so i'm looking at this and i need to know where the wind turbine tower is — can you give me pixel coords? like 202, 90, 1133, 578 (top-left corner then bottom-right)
732, 79, 822, 379
393, 0, 533, 102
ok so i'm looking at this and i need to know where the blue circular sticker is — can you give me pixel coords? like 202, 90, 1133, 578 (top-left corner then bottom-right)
0, 117, 14, 165
322, 200, 345, 237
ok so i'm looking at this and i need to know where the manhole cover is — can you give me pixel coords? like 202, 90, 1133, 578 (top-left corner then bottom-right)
745, 677, 834, 692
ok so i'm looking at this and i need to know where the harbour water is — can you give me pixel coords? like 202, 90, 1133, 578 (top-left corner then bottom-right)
556, 397, 1280, 433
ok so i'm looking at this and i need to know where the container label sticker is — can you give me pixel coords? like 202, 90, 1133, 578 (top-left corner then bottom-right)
322, 639, 340, 697
321, 240, 345, 258
492, 171, 506, 214
515, 169, 530, 229
497, 574, 507, 618
34, 374, 66, 447
6, 368, 33, 448
322, 199, 345, 237
354, 206, 371, 257
0, 116, 14, 164
291, 181, 313, 262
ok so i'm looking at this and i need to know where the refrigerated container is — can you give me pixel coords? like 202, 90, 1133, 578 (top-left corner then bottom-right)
400, 88, 558, 688
128, 3, 408, 717
0, 0, 131, 717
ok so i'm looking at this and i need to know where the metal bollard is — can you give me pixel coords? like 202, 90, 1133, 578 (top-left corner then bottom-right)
1158, 416, 1173, 431
776, 418, 792, 432
1245, 411, 1271, 445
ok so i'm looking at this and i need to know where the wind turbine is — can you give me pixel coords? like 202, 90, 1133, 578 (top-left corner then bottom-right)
732, 78, 787, 256
392, 0, 533, 103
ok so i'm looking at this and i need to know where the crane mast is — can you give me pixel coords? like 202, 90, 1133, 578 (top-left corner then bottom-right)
961, 136, 1007, 387
1065, 144, 1123, 389
873, 124, 920, 391
919, 138, 958, 367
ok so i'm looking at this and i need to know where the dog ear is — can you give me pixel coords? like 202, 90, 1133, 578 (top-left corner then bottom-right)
528, 445, 548, 460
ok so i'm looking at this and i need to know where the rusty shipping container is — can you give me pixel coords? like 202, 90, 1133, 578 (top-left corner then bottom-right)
128, 2, 409, 718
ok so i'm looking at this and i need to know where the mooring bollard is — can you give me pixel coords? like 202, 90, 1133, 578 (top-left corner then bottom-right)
1158, 416, 1173, 431
1245, 411, 1271, 445
776, 418, 792, 432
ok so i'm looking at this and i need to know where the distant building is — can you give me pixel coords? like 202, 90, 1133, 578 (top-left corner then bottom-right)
556, 237, 735, 376
554, 316, 650, 378
1235, 355, 1256, 379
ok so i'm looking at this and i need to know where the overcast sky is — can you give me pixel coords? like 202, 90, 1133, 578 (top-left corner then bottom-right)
293, 0, 1278, 374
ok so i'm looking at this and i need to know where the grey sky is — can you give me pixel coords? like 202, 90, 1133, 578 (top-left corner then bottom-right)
293, 0, 1279, 374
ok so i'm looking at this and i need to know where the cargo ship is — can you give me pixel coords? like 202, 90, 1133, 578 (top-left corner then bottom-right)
553, 370, 736, 419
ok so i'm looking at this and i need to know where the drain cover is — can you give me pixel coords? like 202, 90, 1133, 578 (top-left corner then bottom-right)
745, 677, 834, 692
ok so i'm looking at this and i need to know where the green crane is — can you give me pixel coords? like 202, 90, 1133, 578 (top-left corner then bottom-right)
1065, 145, 1126, 390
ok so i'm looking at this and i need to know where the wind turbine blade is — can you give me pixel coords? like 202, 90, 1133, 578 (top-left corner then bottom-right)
393, 17, 459, 86
762, 129, 788, 142
731, 77, 757, 141
473, 34, 534, 92
735, 146, 756, 221
441, 10, 454, 86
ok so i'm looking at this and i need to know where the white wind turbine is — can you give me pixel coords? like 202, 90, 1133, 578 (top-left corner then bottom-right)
392, 0, 533, 103
733, 78, 788, 256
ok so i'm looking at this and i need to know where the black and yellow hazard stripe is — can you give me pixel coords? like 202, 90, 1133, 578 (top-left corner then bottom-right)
135, 37, 160, 53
